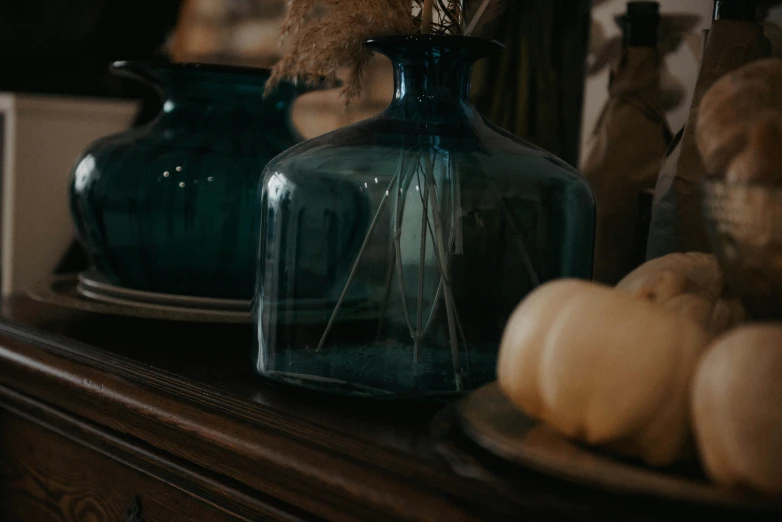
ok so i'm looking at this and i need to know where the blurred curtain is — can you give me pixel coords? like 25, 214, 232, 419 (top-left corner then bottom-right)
472, 0, 592, 167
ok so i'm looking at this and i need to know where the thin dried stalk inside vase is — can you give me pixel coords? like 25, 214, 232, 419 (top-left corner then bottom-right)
415, 156, 431, 364
315, 143, 467, 392
315, 172, 400, 351
421, 149, 465, 391
422, 0, 435, 33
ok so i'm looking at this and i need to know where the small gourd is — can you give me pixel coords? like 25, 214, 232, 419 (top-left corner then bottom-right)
691, 325, 782, 497
497, 279, 710, 466
616, 253, 724, 302
616, 253, 744, 336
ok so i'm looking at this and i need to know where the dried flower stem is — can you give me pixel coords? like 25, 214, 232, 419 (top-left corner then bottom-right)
313, 143, 468, 392
414, 157, 431, 364
315, 172, 400, 352
394, 152, 418, 339
422, 150, 464, 392
422, 0, 435, 33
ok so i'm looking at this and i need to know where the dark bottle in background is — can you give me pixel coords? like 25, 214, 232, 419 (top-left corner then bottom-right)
623, 1, 661, 46
583, 1, 672, 284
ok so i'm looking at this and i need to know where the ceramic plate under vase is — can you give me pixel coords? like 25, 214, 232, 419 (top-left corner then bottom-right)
28, 273, 251, 323
454, 383, 782, 513
76, 269, 250, 311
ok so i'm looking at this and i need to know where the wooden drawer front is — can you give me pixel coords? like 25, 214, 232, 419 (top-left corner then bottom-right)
1, 410, 241, 522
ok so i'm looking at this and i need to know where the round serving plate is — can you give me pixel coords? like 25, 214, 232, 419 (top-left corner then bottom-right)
455, 383, 782, 512
77, 269, 250, 311
28, 274, 251, 323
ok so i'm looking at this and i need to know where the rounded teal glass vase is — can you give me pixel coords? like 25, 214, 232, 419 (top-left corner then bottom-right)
69, 62, 309, 299
254, 35, 595, 398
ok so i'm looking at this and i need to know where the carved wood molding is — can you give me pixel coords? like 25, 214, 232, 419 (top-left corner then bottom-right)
0, 314, 517, 521
0, 384, 311, 522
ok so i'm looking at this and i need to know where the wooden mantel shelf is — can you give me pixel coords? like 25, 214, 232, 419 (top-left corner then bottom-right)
0, 296, 769, 521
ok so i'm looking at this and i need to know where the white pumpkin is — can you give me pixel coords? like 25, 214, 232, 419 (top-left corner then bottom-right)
616, 253, 745, 336
692, 325, 782, 497
616, 253, 725, 303
498, 279, 710, 466
662, 294, 745, 338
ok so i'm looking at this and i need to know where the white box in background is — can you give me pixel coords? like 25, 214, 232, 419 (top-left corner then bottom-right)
0, 93, 138, 296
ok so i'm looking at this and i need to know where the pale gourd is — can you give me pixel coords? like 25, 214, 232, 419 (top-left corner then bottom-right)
616, 253, 745, 336
498, 279, 710, 466
662, 294, 744, 338
616, 253, 724, 303
691, 325, 782, 497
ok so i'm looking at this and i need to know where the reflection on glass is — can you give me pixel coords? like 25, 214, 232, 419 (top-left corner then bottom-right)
253, 36, 596, 398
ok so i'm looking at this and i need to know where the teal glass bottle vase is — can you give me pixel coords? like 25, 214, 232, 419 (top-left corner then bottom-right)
255, 35, 596, 398
70, 62, 310, 299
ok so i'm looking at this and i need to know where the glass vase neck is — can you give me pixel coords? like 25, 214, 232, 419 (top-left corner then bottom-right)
365, 35, 503, 122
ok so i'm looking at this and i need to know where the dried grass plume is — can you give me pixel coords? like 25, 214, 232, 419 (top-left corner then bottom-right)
266, 0, 481, 103
266, 0, 419, 103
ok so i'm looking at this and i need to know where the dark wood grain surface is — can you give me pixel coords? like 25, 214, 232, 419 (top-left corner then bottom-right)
1, 409, 242, 522
0, 295, 775, 521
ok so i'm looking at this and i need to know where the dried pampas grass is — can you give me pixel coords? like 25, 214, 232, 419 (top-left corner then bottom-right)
267, 0, 418, 103
266, 0, 505, 103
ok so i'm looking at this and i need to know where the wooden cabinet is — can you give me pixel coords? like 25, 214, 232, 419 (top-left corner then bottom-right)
1, 410, 240, 522
0, 296, 775, 521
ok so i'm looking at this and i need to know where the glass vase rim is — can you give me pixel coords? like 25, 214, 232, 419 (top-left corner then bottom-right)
364, 34, 505, 54
112, 60, 273, 79
111, 60, 332, 96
